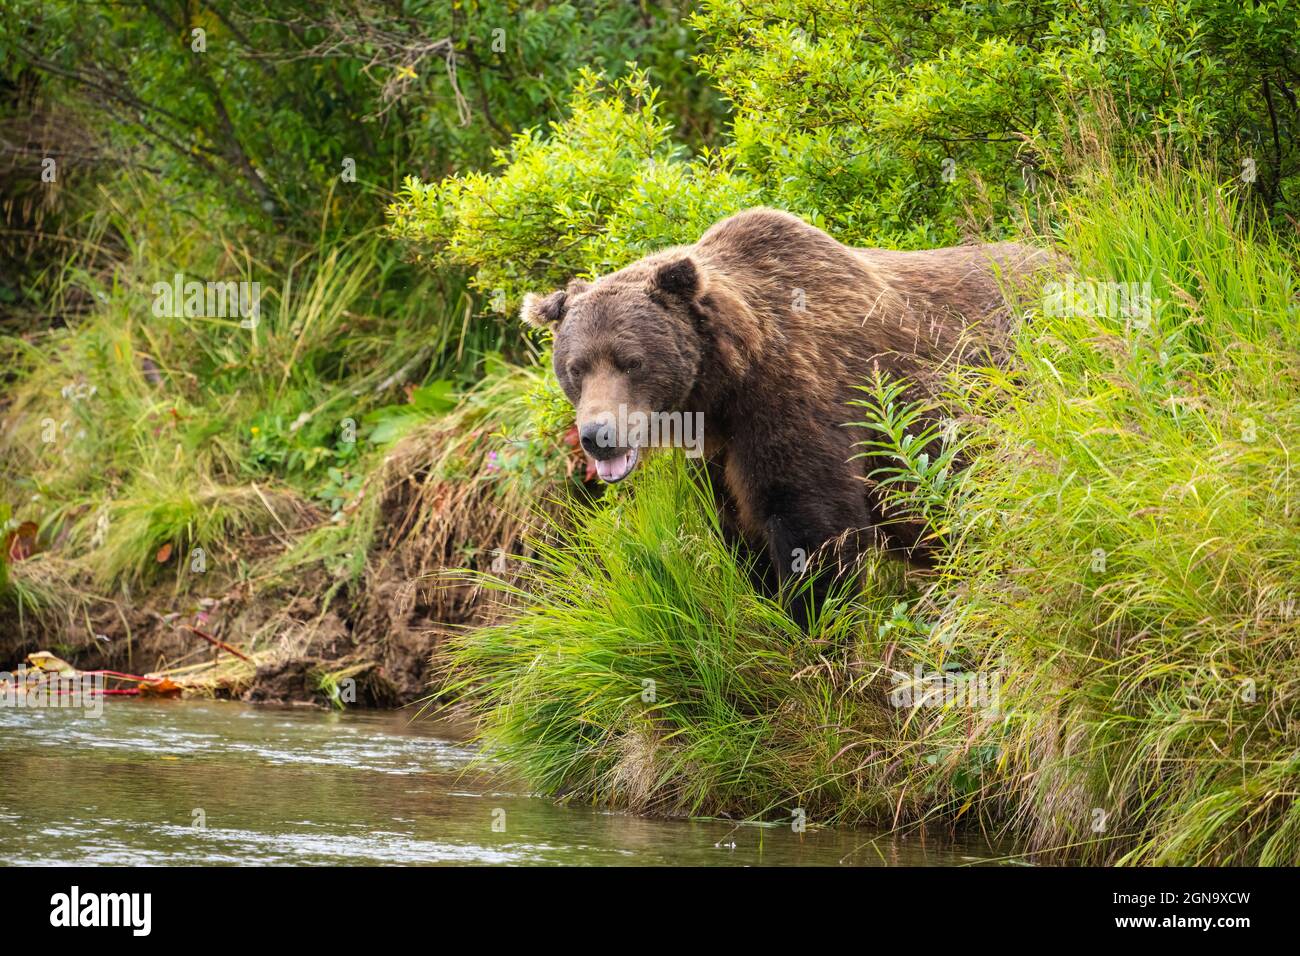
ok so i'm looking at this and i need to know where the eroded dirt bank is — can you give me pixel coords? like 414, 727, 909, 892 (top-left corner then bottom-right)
1, 424, 541, 707
0, 564, 482, 706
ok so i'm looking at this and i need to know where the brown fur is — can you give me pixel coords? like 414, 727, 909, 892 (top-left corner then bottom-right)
526, 208, 1053, 621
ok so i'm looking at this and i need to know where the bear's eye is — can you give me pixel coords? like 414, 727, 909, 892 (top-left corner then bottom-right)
620, 358, 642, 373
567, 359, 589, 379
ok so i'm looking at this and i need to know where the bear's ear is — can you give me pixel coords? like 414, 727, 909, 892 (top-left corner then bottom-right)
653, 257, 699, 299
520, 290, 567, 329
520, 279, 590, 329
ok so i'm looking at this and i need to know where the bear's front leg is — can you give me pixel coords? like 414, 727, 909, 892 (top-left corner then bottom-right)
755, 473, 878, 631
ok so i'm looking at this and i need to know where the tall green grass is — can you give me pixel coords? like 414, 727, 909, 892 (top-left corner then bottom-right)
443, 454, 976, 825
933, 163, 1300, 864
443, 161, 1300, 863
0, 175, 471, 598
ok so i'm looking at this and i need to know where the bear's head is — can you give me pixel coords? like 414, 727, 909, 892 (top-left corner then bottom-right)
522, 254, 758, 483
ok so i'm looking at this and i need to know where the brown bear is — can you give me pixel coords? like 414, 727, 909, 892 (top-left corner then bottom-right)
522, 208, 1051, 620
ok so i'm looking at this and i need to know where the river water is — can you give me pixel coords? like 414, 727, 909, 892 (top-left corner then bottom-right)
0, 699, 1009, 866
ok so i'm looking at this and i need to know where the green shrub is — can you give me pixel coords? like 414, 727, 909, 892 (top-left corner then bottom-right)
392, 1, 1300, 314
389, 68, 760, 311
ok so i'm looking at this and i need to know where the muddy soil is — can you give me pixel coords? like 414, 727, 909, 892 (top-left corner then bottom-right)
0, 560, 489, 707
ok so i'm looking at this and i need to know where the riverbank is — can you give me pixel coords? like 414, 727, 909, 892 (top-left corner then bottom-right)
1, 340, 565, 706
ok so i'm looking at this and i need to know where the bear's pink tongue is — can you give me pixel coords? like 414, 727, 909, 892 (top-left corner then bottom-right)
594, 446, 638, 483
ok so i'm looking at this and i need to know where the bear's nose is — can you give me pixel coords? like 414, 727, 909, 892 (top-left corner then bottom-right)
580, 420, 619, 460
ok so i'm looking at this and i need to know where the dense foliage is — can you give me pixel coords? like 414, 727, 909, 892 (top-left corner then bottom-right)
394, 0, 1300, 275
693, 0, 1300, 244
0, 0, 720, 230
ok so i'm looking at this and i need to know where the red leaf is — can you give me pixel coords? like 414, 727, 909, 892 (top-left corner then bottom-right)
156, 542, 174, 563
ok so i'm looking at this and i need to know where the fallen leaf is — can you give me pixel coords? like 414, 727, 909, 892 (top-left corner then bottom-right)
139, 677, 183, 698
156, 542, 173, 563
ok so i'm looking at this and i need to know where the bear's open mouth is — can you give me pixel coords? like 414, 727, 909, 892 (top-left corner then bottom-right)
593, 445, 639, 483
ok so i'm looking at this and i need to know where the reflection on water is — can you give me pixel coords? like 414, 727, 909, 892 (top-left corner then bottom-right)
0, 700, 1010, 866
